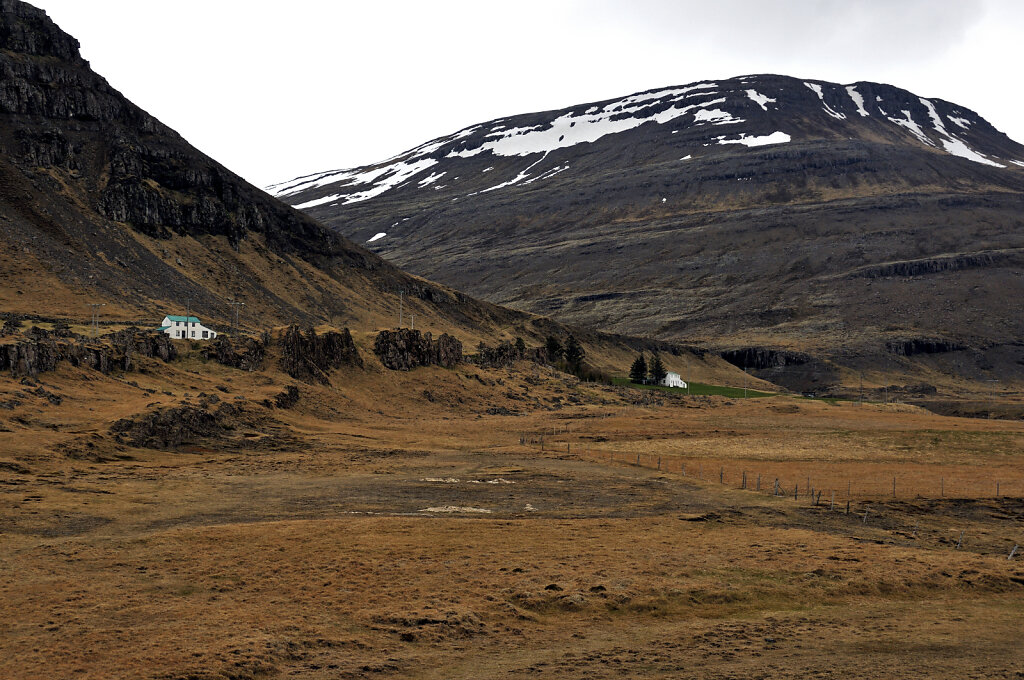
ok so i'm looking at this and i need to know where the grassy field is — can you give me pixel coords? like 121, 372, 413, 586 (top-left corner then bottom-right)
3, 348, 1024, 679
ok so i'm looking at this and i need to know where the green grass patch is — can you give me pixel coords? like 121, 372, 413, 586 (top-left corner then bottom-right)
612, 377, 774, 398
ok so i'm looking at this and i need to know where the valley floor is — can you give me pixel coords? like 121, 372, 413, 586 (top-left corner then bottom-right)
1, 349, 1023, 679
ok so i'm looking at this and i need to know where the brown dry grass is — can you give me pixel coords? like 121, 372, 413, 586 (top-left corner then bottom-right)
2, 345, 1023, 679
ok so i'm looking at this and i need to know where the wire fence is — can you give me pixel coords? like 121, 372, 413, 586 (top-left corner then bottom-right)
519, 431, 1022, 502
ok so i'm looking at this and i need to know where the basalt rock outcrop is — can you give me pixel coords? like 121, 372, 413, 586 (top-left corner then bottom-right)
278, 325, 361, 384
0, 329, 176, 378
373, 329, 463, 371
110, 403, 241, 450
202, 335, 266, 371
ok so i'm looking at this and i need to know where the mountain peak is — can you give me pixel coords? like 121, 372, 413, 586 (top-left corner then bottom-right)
269, 75, 1024, 207
0, 0, 82, 62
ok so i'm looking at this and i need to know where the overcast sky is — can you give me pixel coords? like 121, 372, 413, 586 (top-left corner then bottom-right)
29, 0, 1024, 188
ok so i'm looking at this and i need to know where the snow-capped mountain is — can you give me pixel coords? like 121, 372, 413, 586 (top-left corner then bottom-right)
272, 75, 1024, 390
271, 74, 1022, 210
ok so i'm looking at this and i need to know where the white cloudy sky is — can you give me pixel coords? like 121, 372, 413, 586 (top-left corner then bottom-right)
30, 0, 1024, 188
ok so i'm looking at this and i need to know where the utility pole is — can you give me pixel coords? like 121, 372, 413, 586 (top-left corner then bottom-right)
227, 298, 245, 336
88, 303, 106, 338
743, 362, 748, 399
411, 313, 415, 331
184, 297, 192, 340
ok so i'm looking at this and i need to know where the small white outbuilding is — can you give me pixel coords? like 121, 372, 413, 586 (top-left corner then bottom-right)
660, 371, 687, 389
157, 315, 218, 340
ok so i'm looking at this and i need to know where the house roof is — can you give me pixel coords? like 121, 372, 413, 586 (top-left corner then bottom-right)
165, 315, 201, 323
155, 326, 170, 332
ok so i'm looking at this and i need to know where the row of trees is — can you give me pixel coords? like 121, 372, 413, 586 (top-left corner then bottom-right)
545, 334, 585, 374
629, 352, 667, 385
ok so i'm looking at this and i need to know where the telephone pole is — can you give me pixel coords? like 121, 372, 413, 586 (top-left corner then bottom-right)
227, 299, 245, 336
88, 303, 106, 338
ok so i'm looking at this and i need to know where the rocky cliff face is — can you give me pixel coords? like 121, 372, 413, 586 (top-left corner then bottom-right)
0, 328, 176, 378
373, 329, 462, 371
273, 73, 1024, 387
278, 326, 361, 384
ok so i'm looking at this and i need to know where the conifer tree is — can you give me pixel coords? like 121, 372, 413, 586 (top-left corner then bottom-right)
649, 353, 667, 385
629, 354, 647, 383
545, 335, 563, 362
564, 334, 585, 372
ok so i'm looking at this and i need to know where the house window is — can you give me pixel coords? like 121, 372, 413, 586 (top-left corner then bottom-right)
191, 331, 196, 338
202, 330, 208, 339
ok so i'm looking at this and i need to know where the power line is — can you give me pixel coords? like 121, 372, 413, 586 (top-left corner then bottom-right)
87, 303, 106, 338
227, 299, 245, 336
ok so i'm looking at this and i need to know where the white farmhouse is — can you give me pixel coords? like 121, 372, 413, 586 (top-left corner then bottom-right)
157, 315, 218, 341
660, 371, 687, 389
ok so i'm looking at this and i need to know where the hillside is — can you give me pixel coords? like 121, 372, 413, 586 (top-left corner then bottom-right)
0, 0, 540, 349
273, 74, 1024, 391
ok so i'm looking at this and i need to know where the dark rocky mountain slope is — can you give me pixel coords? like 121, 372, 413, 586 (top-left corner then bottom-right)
0, 0, 520, 339
274, 74, 1024, 390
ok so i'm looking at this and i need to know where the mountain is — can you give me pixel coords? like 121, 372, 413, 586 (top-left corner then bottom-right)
272, 74, 1024, 390
0, 0, 527, 342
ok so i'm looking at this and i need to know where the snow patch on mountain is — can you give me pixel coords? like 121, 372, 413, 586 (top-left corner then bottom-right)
693, 108, 744, 125
746, 89, 776, 111
846, 86, 869, 117
446, 87, 728, 158
367, 232, 386, 243
418, 171, 446, 187
294, 158, 439, 208
888, 110, 934, 147
919, 98, 1004, 167
804, 82, 846, 120
718, 131, 791, 147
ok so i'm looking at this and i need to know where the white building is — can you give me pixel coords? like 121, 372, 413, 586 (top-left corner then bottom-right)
157, 315, 218, 340
660, 371, 687, 389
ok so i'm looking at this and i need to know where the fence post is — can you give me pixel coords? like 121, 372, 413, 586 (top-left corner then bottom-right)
956, 530, 964, 550
681, 463, 685, 476
774, 478, 779, 496
742, 471, 747, 489
636, 453, 641, 465
846, 500, 850, 515
863, 507, 870, 524
658, 457, 661, 471
830, 491, 834, 511
757, 474, 761, 491
940, 477, 944, 497
893, 477, 896, 498
720, 467, 724, 484
794, 484, 798, 500
1010, 545, 1019, 560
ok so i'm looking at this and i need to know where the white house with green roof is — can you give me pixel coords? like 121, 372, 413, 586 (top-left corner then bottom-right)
157, 315, 218, 341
